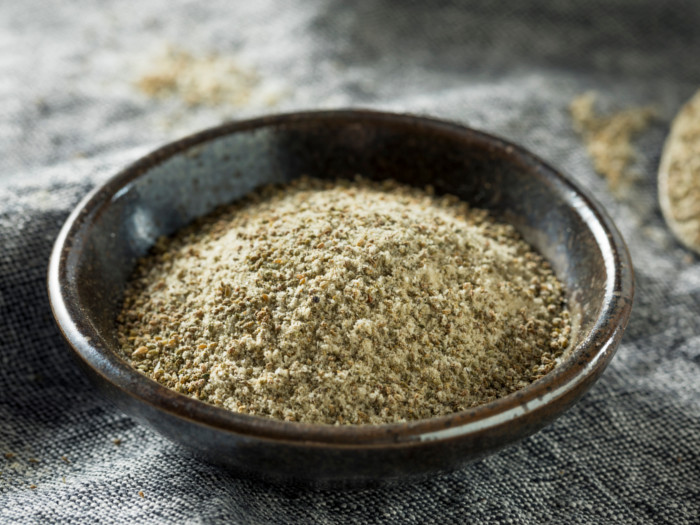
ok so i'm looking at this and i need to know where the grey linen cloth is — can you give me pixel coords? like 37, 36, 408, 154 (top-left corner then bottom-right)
1, 1, 699, 523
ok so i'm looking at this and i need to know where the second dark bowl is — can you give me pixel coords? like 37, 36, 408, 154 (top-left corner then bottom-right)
48, 110, 633, 487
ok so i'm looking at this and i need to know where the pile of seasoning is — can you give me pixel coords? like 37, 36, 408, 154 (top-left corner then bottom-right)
116, 177, 570, 425
658, 88, 700, 254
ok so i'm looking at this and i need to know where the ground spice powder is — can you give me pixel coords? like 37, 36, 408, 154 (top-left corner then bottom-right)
658, 88, 700, 254
116, 177, 570, 425
570, 91, 655, 191
135, 46, 258, 108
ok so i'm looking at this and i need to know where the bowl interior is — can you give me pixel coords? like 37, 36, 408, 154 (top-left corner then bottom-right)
60, 111, 620, 428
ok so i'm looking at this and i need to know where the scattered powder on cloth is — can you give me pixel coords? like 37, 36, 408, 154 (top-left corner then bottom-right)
135, 46, 259, 107
570, 91, 656, 191
116, 177, 571, 425
658, 88, 700, 254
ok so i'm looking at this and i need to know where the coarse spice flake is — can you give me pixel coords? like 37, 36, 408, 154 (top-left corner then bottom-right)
116, 176, 571, 425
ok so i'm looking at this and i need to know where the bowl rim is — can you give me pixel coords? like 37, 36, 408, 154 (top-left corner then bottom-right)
47, 109, 634, 447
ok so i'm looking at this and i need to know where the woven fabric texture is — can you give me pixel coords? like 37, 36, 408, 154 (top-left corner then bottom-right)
1, 1, 699, 523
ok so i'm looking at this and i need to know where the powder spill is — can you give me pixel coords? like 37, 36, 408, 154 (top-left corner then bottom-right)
570, 91, 656, 191
117, 177, 570, 425
136, 46, 259, 108
658, 89, 700, 254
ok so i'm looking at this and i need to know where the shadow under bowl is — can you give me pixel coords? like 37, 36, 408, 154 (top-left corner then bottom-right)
48, 110, 633, 488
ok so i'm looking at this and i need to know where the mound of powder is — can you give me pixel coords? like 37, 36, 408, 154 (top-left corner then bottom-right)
116, 177, 570, 425
659, 89, 700, 254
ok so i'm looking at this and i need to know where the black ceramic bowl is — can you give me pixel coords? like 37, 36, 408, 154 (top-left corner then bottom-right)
48, 110, 633, 487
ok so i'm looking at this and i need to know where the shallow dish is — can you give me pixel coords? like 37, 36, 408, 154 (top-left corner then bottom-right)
48, 110, 633, 487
